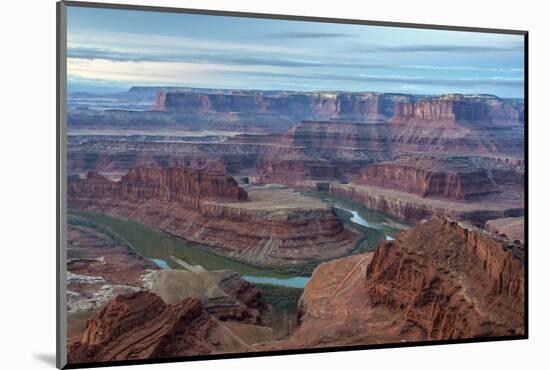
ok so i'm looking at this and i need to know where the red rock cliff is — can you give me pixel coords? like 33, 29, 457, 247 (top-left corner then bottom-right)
154, 91, 523, 128
67, 291, 253, 363
68, 168, 359, 267
366, 217, 524, 340
390, 95, 520, 125
68, 167, 248, 210
356, 156, 497, 200
270, 217, 525, 350
153, 91, 405, 120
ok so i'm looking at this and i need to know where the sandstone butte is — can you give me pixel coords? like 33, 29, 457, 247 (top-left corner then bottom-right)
67, 167, 360, 266
68, 216, 525, 362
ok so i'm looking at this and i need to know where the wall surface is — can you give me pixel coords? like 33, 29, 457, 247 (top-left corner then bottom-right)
1, 0, 547, 369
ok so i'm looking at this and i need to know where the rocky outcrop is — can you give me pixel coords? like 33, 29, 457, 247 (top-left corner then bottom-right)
267, 217, 524, 350
328, 181, 523, 224
155, 91, 523, 127
67, 292, 252, 363
249, 121, 393, 183
394, 98, 454, 122
68, 167, 248, 210
258, 156, 341, 185
155, 91, 405, 120
67, 140, 263, 176
69, 93, 525, 179
68, 170, 360, 266
391, 94, 522, 125
356, 156, 497, 200
66, 222, 158, 315
142, 269, 268, 325
365, 217, 524, 340
68, 89, 524, 180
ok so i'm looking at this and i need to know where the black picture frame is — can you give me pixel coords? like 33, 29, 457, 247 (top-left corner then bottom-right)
56, 1, 528, 368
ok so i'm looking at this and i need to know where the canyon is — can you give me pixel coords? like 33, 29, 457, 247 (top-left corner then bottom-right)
265, 217, 524, 349
66, 216, 271, 358
66, 86, 525, 362
68, 168, 360, 267
68, 216, 525, 361
68, 89, 524, 226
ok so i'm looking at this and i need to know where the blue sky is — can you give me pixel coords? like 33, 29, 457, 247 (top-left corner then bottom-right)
67, 6, 525, 97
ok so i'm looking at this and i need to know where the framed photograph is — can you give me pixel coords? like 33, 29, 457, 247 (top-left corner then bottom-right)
57, 1, 527, 368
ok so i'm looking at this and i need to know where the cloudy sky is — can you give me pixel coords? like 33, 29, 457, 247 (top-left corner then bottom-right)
67, 6, 525, 97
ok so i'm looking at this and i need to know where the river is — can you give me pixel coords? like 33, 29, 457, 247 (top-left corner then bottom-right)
71, 211, 311, 288
71, 191, 407, 289
299, 191, 409, 241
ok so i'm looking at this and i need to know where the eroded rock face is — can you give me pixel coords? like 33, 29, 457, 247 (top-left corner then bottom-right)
68, 292, 225, 363
69, 167, 248, 209
258, 157, 341, 185
356, 156, 497, 200
250, 121, 393, 185
391, 94, 522, 125
328, 183, 519, 224
68, 169, 360, 266
366, 217, 524, 340
155, 91, 523, 127
269, 217, 524, 350
142, 269, 268, 324
155, 91, 404, 120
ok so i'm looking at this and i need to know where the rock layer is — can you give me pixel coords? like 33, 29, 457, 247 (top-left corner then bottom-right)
391, 94, 524, 125
68, 292, 254, 363
68, 169, 360, 266
356, 156, 497, 200
66, 223, 157, 315
155, 91, 523, 127
268, 217, 524, 350
328, 182, 523, 223
69, 167, 248, 209
142, 269, 267, 324
365, 217, 524, 340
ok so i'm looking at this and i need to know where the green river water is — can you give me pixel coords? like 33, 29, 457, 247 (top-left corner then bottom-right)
69, 190, 408, 288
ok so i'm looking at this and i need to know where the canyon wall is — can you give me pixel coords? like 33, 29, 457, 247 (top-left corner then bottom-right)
68, 292, 254, 363
365, 217, 524, 340
329, 183, 435, 221
68, 91, 525, 178
273, 217, 525, 350
142, 269, 268, 325
328, 182, 522, 224
154, 91, 404, 121
356, 157, 497, 200
154, 91, 523, 127
68, 167, 248, 209
68, 169, 360, 266
258, 157, 341, 185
